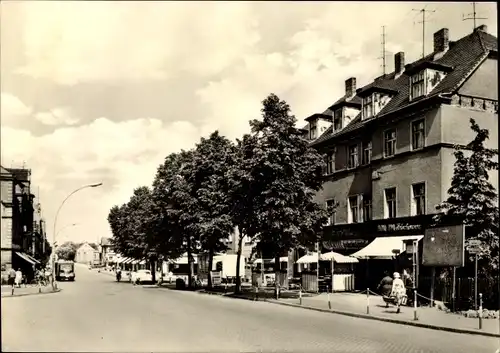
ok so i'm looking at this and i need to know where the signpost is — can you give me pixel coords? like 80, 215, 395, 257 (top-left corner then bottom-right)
210, 271, 222, 286
467, 239, 483, 310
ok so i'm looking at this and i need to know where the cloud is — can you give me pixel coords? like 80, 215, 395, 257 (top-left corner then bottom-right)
34, 107, 79, 126
1, 92, 33, 123
16, 2, 260, 85
1, 99, 201, 244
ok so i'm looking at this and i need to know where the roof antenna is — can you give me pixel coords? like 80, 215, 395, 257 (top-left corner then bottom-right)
413, 7, 436, 58
378, 26, 387, 76
462, 2, 488, 31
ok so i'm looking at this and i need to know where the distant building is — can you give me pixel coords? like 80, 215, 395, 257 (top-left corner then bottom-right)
75, 242, 100, 265
1, 165, 48, 277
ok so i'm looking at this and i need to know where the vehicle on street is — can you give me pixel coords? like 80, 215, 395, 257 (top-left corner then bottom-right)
55, 260, 75, 281
130, 269, 153, 284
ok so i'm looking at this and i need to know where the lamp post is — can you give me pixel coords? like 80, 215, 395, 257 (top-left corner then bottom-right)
51, 183, 102, 290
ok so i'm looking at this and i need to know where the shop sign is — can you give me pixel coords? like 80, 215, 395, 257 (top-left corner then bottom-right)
376, 223, 422, 233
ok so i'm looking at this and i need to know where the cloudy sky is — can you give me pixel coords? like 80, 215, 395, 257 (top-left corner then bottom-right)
1, 1, 497, 245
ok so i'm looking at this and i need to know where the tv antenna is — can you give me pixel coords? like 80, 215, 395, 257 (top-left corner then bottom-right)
378, 26, 387, 76
462, 2, 488, 30
413, 7, 436, 58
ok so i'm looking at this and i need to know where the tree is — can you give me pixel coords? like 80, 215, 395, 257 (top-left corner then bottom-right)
56, 241, 78, 261
247, 94, 328, 298
153, 150, 200, 289
435, 118, 499, 277
228, 133, 261, 293
108, 187, 172, 283
190, 131, 236, 289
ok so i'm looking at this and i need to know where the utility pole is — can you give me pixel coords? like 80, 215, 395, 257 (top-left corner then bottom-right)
413, 7, 436, 58
462, 2, 488, 31
379, 26, 387, 76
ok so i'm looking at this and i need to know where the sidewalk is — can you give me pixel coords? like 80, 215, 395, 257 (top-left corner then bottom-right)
1, 285, 59, 298
271, 292, 500, 337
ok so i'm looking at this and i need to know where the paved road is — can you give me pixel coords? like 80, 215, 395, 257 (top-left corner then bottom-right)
2, 265, 498, 352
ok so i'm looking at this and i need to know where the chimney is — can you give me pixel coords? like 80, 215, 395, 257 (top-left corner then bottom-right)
345, 77, 356, 98
394, 52, 405, 74
475, 24, 488, 33
434, 28, 449, 53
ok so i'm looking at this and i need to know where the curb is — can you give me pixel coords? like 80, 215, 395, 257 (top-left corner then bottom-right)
267, 300, 500, 338
1, 288, 62, 299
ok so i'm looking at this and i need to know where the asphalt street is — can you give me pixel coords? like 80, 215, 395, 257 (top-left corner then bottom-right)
2, 264, 498, 353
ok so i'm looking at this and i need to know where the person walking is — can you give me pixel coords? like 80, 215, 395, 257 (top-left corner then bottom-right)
390, 272, 406, 314
8, 268, 16, 288
15, 268, 23, 288
377, 271, 393, 307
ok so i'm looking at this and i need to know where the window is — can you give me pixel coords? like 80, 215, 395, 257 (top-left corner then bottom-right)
411, 119, 425, 150
384, 188, 397, 219
362, 94, 373, 119
348, 144, 359, 169
325, 199, 336, 225
383, 129, 396, 157
362, 140, 372, 165
324, 150, 335, 175
411, 71, 426, 99
309, 120, 318, 140
348, 196, 359, 223
362, 195, 372, 222
334, 109, 343, 131
412, 183, 426, 216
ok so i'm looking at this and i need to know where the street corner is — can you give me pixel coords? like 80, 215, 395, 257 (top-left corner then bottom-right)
1, 286, 62, 298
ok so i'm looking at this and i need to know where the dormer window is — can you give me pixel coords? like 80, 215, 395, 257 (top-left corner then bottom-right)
362, 95, 373, 119
333, 109, 343, 131
411, 71, 426, 99
309, 120, 317, 140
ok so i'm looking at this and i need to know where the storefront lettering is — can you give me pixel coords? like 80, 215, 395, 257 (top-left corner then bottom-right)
377, 223, 421, 232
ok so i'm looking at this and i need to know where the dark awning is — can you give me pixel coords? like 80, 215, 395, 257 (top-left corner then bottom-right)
15, 252, 37, 266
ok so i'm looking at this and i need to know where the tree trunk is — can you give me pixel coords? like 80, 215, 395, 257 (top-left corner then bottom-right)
235, 226, 244, 294
187, 236, 193, 289
151, 259, 156, 284
207, 248, 214, 290
274, 253, 281, 300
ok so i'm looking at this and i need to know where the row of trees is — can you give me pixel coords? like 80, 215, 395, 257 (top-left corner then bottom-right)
108, 92, 499, 296
108, 94, 328, 294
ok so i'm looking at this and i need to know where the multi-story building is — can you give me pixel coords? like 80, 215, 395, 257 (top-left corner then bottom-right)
75, 242, 100, 265
300, 26, 497, 282
1, 165, 49, 277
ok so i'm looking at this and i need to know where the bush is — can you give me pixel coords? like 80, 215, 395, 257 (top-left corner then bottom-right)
176, 278, 186, 290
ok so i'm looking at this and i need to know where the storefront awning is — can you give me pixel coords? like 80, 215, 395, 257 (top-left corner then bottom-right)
297, 253, 318, 264
320, 251, 359, 264
24, 253, 41, 264
269, 256, 289, 264
170, 253, 198, 265
350, 235, 424, 260
138, 260, 146, 265
115, 257, 125, 264
15, 252, 37, 266
122, 258, 133, 264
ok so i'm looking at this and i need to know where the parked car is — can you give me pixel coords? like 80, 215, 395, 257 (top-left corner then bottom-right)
130, 270, 153, 284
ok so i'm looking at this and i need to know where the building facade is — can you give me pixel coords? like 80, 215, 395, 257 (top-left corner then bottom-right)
75, 242, 100, 265
300, 26, 497, 258
1, 166, 49, 278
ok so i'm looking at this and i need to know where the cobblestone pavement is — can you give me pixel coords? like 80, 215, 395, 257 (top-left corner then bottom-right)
2, 266, 498, 353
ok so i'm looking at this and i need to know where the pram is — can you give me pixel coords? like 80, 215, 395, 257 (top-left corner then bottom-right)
382, 294, 408, 307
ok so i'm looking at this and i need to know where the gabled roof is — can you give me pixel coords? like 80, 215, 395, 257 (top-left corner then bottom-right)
310, 28, 497, 147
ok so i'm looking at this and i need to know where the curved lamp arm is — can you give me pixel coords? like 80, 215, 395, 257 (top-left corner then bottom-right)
52, 183, 102, 245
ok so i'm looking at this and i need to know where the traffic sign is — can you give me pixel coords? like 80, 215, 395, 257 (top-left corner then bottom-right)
468, 239, 482, 247
467, 240, 483, 254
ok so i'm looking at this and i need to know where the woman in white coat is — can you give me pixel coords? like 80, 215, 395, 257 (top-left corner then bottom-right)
390, 272, 406, 313
14, 268, 23, 288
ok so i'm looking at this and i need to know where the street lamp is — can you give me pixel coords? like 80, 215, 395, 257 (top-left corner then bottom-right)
51, 183, 102, 290
55, 223, 79, 240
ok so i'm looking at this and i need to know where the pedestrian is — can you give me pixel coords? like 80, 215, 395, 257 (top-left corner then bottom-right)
390, 272, 406, 314
377, 271, 393, 306
15, 268, 23, 288
8, 267, 16, 288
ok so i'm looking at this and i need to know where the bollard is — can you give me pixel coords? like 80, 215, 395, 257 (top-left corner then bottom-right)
478, 293, 483, 330
299, 288, 302, 306
254, 286, 258, 301
11, 287, 14, 296
327, 286, 331, 310
366, 288, 370, 314
413, 289, 418, 321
